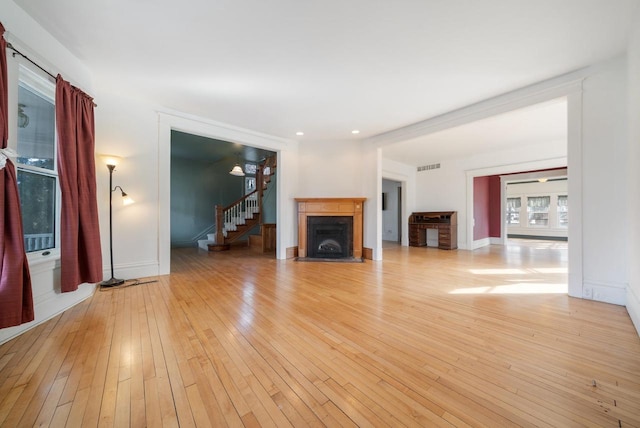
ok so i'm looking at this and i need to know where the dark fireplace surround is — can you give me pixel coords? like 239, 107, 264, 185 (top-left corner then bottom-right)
295, 198, 365, 261
306, 216, 353, 259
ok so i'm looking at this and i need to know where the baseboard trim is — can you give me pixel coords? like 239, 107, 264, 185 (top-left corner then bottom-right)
508, 234, 568, 241
363, 247, 373, 260
626, 286, 640, 337
471, 238, 491, 250
286, 247, 298, 259
583, 279, 626, 306
0, 283, 95, 345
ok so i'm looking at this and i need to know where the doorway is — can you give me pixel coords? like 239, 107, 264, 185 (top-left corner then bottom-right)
382, 178, 402, 245
169, 130, 277, 250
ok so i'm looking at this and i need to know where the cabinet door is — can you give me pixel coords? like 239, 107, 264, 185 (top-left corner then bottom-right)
409, 226, 427, 246
438, 227, 452, 249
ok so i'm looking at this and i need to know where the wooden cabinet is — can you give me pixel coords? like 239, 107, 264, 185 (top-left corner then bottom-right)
408, 211, 457, 250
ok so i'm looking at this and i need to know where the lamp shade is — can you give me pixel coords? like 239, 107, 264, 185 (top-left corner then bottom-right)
122, 192, 135, 206
229, 164, 245, 176
100, 154, 122, 167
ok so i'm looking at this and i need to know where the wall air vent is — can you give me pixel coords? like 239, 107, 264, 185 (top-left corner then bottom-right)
417, 163, 441, 172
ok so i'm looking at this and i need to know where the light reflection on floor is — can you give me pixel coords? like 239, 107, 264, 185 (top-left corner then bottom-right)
450, 238, 568, 295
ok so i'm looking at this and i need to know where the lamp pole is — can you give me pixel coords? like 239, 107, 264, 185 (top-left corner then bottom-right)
101, 163, 124, 287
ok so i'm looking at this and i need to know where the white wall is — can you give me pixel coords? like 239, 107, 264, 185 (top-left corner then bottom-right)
277, 146, 300, 257
94, 90, 160, 279
415, 140, 566, 249
626, 9, 640, 334
361, 146, 382, 259
170, 156, 242, 247
296, 140, 364, 197
580, 57, 628, 305
1, 2, 95, 343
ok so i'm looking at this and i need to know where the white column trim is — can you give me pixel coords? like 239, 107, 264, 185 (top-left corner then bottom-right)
156, 110, 295, 274
567, 88, 584, 298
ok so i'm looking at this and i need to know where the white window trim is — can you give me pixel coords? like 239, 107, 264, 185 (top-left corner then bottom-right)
9, 62, 61, 265
506, 192, 568, 232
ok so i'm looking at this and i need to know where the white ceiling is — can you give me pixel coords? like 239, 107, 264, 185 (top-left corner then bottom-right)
11, 0, 640, 147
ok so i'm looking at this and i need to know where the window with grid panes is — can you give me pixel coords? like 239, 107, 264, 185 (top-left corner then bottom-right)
527, 196, 550, 227
15, 65, 59, 253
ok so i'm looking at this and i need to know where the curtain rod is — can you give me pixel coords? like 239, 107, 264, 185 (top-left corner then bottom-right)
6, 42, 98, 107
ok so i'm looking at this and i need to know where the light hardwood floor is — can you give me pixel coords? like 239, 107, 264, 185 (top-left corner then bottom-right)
1, 242, 639, 427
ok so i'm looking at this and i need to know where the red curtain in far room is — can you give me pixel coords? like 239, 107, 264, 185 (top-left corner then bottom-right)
0, 22, 34, 328
55, 76, 103, 292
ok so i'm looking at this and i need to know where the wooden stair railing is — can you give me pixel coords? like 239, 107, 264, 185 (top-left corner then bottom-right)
212, 155, 277, 250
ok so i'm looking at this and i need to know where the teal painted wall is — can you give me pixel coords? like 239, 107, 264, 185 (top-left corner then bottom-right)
170, 157, 244, 247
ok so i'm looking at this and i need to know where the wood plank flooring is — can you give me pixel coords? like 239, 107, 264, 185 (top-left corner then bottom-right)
1, 241, 639, 427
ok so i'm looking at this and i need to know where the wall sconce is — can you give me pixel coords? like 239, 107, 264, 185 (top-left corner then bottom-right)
99, 154, 134, 287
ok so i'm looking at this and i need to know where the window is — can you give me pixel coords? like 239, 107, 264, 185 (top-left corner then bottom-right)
557, 195, 568, 228
15, 65, 59, 253
506, 197, 521, 225
244, 162, 257, 199
245, 177, 256, 195
527, 196, 550, 227
244, 163, 257, 175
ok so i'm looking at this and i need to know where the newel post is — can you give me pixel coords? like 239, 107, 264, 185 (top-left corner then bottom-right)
215, 205, 224, 244
257, 166, 264, 220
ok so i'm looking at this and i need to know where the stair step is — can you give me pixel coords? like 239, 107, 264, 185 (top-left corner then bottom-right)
198, 239, 215, 250
208, 243, 230, 252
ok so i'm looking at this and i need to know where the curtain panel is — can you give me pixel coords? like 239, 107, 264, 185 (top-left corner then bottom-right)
55, 76, 102, 292
0, 23, 34, 328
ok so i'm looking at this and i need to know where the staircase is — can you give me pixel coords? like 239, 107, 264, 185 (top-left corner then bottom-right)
208, 155, 276, 251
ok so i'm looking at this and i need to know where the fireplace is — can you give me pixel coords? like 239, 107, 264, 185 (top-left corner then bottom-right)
295, 198, 365, 260
307, 216, 353, 259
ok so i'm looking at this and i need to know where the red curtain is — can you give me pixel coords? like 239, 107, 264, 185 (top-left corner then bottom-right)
56, 76, 102, 292
0, 23, 34, 328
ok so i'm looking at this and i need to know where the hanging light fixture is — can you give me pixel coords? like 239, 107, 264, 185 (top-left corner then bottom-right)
18, 104, 29, 128
229, 153, 245, 176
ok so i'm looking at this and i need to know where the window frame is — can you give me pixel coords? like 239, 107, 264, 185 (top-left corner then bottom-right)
506, 197, 521, 225
557, 195, 568, 229
526, 195, 551, 228
10, 62, 61, 263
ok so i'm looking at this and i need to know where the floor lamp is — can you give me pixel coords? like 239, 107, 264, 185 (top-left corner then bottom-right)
100, 155, 134, 287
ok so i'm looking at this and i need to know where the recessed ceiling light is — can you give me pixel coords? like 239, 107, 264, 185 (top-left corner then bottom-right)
352, 130, 360, 134
296, 131, 304, 136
